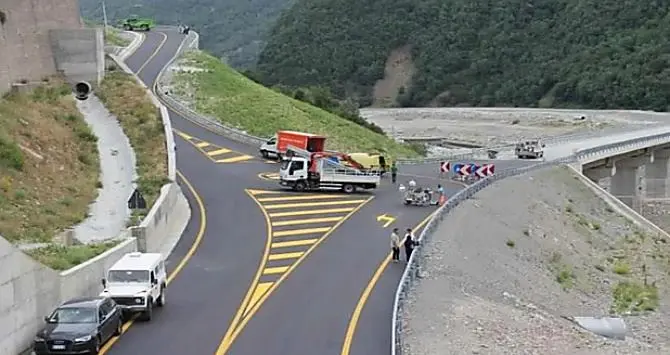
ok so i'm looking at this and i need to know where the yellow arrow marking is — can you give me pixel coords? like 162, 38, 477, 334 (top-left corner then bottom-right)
376, 214, 396, 228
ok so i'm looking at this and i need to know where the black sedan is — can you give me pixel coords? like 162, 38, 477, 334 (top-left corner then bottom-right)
33, 296, 123, 354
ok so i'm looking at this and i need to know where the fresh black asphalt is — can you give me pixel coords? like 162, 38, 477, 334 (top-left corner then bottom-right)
105, 28, 537, 355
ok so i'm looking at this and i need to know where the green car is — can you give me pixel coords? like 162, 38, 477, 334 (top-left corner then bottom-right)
119, 17, 154, 31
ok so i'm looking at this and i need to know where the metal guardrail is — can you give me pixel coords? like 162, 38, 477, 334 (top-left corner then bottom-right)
390, 129, 670, 355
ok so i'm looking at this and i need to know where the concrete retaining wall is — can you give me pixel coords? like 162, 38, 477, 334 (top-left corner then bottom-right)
1, 34, 191, 355
0, 0, 90, 94
0, 237, 61, 355
49, 28, 104, 85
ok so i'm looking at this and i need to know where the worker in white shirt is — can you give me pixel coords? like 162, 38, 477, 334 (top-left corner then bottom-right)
390, 228, 401, 262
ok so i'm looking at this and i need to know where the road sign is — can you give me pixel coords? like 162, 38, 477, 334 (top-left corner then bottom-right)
440, 161, 450, 173
457, 164, 472, 176
376, 214, 396, 228
452, 163, 463, 174
127, 188, 146, 209
474, 164, 495, 177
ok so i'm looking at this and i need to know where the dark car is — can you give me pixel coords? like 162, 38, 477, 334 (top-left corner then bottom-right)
33, 296, 123, 355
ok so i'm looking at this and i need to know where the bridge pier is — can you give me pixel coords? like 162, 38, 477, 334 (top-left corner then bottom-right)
643, 149, 670, 199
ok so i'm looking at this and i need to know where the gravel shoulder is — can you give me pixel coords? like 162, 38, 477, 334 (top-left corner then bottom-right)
403, 166, 670, 355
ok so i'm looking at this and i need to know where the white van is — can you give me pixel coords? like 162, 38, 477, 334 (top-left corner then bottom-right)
99, 252, 167, 321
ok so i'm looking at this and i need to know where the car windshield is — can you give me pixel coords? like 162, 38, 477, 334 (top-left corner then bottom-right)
49, 307, 96, 324
108, 270, 150, 283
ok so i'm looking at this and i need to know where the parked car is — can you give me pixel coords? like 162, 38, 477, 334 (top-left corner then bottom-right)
33, 296, 123, 355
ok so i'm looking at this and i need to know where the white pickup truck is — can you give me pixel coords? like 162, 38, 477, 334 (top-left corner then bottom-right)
279, 156, 380, 193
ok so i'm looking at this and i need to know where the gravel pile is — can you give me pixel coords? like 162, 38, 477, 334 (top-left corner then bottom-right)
403, 166, 670, 355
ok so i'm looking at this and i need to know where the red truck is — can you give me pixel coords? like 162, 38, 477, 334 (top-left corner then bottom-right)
259, 130, 326, 159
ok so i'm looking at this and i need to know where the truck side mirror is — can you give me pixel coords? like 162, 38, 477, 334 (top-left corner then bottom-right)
101, 278, 107, 288
44, 316, 50, 323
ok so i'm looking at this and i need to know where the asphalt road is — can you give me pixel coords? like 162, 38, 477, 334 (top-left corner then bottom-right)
101, 28, 538, 355
101, 29, 273, 355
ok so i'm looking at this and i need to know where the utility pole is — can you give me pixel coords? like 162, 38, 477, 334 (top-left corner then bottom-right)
101, 0, 108, 29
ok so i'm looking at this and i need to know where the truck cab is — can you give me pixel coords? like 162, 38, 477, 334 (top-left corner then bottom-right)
279, 154, 380, 193
259, 131, 326, 159
99, 252, 166, 321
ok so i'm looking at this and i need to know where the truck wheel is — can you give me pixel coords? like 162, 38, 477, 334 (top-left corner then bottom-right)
294, 182, 306, 191
342, 184, 355, 193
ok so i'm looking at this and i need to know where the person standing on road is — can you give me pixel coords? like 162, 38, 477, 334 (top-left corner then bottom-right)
404, 228, 419, 261
391, 162, 398, 183
390, 228, 401, 262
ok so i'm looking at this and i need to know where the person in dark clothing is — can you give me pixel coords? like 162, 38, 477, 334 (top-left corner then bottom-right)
404, 228, 419, 261
391, 163, 398, 183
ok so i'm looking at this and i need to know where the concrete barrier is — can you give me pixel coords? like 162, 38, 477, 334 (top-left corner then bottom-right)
1, 33, 191, 355
49, 28, 104, 85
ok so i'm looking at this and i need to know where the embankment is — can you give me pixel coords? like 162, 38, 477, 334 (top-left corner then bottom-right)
0, 32, 190, 355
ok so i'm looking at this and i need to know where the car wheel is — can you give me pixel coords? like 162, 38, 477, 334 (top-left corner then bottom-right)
260, 150, 268, 158
114, 319, 123, 336
157, 287, 166, 307
342, 184, 355, 193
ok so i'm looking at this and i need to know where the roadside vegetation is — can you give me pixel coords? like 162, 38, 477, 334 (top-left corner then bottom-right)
0, 78, 100, 245
97, 62, 169, 224
170, 50, 421, 158
104, 27, 131, 47
25, 240, 121, 271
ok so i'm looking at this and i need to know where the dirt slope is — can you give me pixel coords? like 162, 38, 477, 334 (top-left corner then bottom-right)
404, 166, 670, 354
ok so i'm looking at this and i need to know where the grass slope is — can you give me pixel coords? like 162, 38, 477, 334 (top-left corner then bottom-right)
171, 50, 419, 158
0, 79, 99, 244
97, 64, 169, 225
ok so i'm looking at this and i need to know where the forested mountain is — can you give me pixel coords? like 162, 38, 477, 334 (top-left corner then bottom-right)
256, 0, 670, 110
79, 0, 294, 68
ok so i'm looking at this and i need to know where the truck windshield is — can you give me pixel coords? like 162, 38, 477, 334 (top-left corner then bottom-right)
108, 270, 150, 283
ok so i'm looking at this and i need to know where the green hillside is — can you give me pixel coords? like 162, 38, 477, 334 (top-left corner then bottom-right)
79, 0, 294, 68
169, 51, 420, 158
256, 0, 670, 110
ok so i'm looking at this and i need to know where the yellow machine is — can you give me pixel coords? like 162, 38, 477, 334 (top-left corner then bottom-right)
344, 153, 388, 173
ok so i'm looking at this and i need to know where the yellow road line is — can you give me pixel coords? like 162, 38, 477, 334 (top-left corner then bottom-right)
268, 252, 304, 261
264, 200, 366, 210
195, 142, 210, 148
207, 148, 232, 155
215, 195, 373, 354
174, 129, 192, 140
339, 210, 438, 355
273, 227, 331, 237
272, 217, 343, 226
268, 207, 355, 218
243, 282, 273, 317
257, 194, 342, 202
263, 266, 289, 275
247, 189, 281, 196
271, 239, 318, 248
217, 155, 254, 163
99, 170, 207, 354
